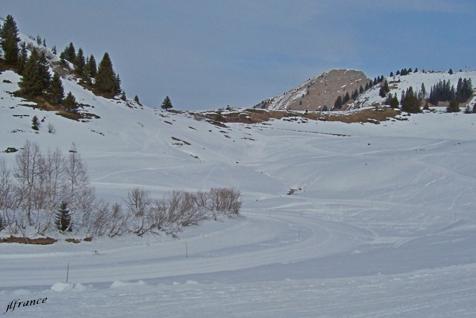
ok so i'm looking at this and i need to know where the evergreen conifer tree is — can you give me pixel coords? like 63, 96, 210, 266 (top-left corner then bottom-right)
95, 52, 120, 97
401, 87, 421, 113
161, 96, 173, 110
37, 52, 51, 91
343, 92, 350, 103
0, 15, 20, 66
390, 94, 399, 108
31, 115, 40, 130
75, 48, 85, 77
63, 92, 77, 111
17, 42, 27, 74
64, 42, 76, 62
334, 96, 343, 109
85, 54, 97, 78
134, 95, 141, 105
55, 202, 72, 232
49, 73, 64, 105
379, 80, 390, 98
18, 49, 44, 97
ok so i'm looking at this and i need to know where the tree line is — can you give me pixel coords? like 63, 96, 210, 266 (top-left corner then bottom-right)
334, 76, 384, 109
0, 142, 241, 238
381, 78, 474, 113
0, 15, 124, 111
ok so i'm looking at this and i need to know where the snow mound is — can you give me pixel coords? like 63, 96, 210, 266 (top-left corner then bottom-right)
51, 282, 87, 292
110, 280, 146, 289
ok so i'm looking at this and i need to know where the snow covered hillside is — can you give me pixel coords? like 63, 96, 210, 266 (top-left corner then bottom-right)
358, 69, 476, 108
1, 27, 476, 317
1, 58, 476, 316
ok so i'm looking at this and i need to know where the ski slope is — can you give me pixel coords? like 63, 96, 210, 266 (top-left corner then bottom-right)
1, 67, 476, 317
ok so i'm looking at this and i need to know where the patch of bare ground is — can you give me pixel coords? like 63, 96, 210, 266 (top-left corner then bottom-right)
0, 236, 57, 245
196, 107, 401, 125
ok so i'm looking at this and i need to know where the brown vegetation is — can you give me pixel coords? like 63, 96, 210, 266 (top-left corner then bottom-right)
197, 107, 400, 126
0, 236, 57, 245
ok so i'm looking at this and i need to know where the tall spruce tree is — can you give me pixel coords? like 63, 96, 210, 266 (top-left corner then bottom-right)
49, 73, 64, 105
95, 52, 120, 97
55, 202, 72, 232
17, 42, 27, 74
18, 49, 43, 97
0, 15, 20, 66
85, 54, 97, 78
37, 52, 51, 91
63, 42, 76, 63
75, 48, 85, 77
401, 87, 421, 113
161, 96, 173, 110
379, 80, 390, 97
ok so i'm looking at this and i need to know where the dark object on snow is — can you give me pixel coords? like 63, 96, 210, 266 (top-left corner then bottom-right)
4, 147, 18, 153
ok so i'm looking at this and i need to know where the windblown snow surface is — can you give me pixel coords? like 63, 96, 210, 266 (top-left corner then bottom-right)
1, 69, 476, 317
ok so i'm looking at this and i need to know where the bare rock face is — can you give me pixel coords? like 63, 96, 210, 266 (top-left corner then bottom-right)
257, 69, 370, 111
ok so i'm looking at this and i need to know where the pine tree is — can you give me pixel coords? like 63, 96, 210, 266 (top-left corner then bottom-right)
95, 52, 120, 97
32, 115, 40, 130
63, 42, 76, 63
63, 92, 77, 111
0, 15, 20, 66
49, 73, 64, 105
390, 94, 399, 108
114, 74, 121, 95
17, 42, 27, 74
334, 96, 343, 109
18, 49, 44, 97
161, 96, 173, 110
55, 202, 72, 232
343, 92, 350, 104
379, 80, 390, 98
420, 83, 427, 100
401, 87, 421, 113
134, 95, 141, 105
37, 52, 51, 91
85, 54, 97, 78
75, 48, 85, 77
359, 85, 364, 94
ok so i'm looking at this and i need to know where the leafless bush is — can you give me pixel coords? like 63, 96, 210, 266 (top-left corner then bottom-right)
209, 188, 241, 216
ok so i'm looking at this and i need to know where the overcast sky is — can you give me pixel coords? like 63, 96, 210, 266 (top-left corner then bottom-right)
2, 0, 475, 110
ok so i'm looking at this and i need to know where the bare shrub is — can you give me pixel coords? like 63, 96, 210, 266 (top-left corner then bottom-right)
209, 188, 241, 216
126, 188, 151, 235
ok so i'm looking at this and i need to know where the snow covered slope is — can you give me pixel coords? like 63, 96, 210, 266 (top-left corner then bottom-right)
2, 40, 476, 316
2, 62, 476, 316
358, 70, 476, 108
